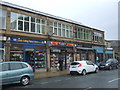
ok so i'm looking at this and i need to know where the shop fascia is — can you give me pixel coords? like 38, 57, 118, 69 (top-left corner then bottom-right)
49, 41, 75, 53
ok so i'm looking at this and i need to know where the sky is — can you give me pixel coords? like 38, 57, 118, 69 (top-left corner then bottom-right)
2, 0, 119, 40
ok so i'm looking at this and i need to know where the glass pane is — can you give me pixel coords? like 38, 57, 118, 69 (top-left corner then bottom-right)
70, 31, 73, 38
11, 12, 17, 20
66, 30, 69, 37
37, 24, 40, 33
58, 23, 61, 28
62, 24, 65, 29
10, 19, 17, 30
10, 63, 22, 70
24, 15, 29, 21
18, 21, 23, 30
0, 17, 6, 29
0, 9, 6, 29
2, 63, 9, 71
54, 22, 57, 27
41, 19, 45, 24
31, 17, 35, 22
36, 18, 40, 23
62, 29, 65, 37
54, 28, 57, 35
58, 29, 61, 36
31, 23, 35, 32
42, 25, 45, 34
18, 14, 23, 20
49, 21, 53, 26
24, 22, 29, 32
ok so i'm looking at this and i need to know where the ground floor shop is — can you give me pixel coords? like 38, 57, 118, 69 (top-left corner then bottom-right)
105, 50, 113, 60
10, 38, 46, 72
49, 42, 74, 72
93, 46, 104, 63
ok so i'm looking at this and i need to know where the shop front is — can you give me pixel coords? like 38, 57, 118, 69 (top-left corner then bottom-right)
10, 38, 46, 72
76, 44, 94, 62
105, 50, 113, 60
93, 46, 104, 63
49, 42, 74, 72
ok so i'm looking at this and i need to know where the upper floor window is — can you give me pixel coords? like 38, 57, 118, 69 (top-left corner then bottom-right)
48, 21, 73, 38
0, 9, 7, 29
10, 12, 46, 34
93, 32, 103, 43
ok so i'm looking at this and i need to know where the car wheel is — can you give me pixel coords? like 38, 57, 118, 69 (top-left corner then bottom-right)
82, 70, 86, 76
109, 66, 112, 70
21, 76, 30, 86
95, 68, 99, 73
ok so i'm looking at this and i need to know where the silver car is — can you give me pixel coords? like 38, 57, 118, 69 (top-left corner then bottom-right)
0, 61, 34, 86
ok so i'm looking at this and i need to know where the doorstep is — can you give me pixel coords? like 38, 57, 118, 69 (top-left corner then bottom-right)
34, 70, 70, 79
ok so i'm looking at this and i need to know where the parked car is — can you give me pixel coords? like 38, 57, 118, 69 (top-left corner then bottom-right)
99, 58, 119, 70
69, 60, 99, 75
0, 61, 34, 86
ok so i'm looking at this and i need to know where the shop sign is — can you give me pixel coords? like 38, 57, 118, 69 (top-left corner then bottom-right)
51, 49, 61, 52
66, 49, 74, 53
66, 43, 74, 46
11, 38, 46, 45
93, 46, 104, 53
51, 42, 59, 45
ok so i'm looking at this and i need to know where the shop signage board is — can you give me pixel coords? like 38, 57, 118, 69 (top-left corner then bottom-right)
11, 38, 46, 46
50, 41, 74, 47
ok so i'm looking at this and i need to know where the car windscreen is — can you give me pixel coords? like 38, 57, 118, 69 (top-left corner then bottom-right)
106, 59, 113, 63
71, 62, 80, 65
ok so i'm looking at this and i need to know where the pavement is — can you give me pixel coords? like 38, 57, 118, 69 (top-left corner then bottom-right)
34, 69, 70, 79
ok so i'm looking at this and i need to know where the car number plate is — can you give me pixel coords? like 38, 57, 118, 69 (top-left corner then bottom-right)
100, 66, 104, 68
72, 67, 76, 68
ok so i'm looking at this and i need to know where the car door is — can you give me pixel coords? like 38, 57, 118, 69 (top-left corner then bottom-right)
86, 61, 95, 72
1, 63, 10, 85
9, 63, 23, 83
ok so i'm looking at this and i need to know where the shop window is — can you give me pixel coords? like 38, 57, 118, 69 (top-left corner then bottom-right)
0, 9, 6, 29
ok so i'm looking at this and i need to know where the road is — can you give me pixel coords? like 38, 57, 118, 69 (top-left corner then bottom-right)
2, 68, 119, 89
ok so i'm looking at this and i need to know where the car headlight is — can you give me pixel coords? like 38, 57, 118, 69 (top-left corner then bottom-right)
106, 63, 109, 66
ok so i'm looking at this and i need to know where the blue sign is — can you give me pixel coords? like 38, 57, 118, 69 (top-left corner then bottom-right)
93, 46, 104, 53
11, 38, 46, 46
105, 51, 113, 54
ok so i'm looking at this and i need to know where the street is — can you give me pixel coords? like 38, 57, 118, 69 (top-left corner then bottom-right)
2, 68, 119, 89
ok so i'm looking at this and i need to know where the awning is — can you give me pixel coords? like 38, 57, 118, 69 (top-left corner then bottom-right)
76, 47, 94, 50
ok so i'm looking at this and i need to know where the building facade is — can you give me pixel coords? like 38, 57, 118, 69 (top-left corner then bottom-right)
0, 1, 105, 72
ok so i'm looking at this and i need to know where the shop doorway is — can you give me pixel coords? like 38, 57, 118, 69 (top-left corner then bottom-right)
24, 48, 35, 70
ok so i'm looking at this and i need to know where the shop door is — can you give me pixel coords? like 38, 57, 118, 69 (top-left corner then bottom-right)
24, 46, 35, 70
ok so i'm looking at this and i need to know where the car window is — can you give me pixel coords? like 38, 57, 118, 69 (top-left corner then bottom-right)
2, 63, 9, 71
10, 63, 23, 70
86, 61, 94, 65
106, 59, 113, 63
22, 63, 28, 68
71, 62, 80, 65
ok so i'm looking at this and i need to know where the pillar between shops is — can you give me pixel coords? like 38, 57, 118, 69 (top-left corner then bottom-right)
46, 41, 51, 72
73, 45, 77, 61
5, 39, 11, 61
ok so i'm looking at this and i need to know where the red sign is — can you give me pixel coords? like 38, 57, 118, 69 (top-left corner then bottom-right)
51, 42, 59, 45
66, 43, 74, 46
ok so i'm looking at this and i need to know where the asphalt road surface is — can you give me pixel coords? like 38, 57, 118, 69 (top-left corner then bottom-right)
2, 68, 119, 89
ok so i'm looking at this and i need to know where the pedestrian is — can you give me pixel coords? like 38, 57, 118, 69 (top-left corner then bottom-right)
58, 59, 63, 71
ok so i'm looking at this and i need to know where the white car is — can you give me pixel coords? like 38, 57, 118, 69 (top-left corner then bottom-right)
69, 60, 99, 75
